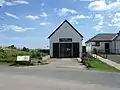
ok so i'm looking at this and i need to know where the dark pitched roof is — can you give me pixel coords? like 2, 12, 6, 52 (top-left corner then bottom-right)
85, 33, 116, 43
111, 31, 120, 41
114, 35, 120, 41
48, 20, 83, 38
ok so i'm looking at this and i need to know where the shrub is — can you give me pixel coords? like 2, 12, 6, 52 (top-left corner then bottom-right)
0, 46, 48, 63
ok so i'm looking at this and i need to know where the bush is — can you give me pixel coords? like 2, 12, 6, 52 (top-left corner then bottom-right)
0, 46, 48, 63
22, 47, 30, 52
30, 49, 47, 58
7, 45, 16, 49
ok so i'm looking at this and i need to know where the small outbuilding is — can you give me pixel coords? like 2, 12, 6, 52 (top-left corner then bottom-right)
48, 20, 83, 58
85, 31, 120, 54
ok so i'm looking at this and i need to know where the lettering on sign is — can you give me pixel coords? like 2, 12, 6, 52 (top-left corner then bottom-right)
17, 56, 30, 61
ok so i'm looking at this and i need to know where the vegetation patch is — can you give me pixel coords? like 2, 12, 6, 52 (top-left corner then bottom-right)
0, 62, 13, 66
0, 45, 49, 66
88, 57, 120, 72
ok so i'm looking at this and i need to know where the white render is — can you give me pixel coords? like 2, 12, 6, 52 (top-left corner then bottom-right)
86, 42, 113, 53
86, 31, 120, 54
114, 41, 120, 53
86, 40, 120, 54
49, 21, 83, 57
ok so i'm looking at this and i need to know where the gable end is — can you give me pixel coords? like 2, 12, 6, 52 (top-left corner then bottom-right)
48, 20, 83, 39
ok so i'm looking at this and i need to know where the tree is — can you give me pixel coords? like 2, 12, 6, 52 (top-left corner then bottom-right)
22, 47, 29, 52
8, 45, 16, 49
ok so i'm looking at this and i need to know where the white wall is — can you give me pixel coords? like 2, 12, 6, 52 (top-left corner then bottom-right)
115, 41, 120, 53
49, 21, 83, 57
86, 41, 113, 53
110, 40, 120, 53
111, 41, 115, 53
86, 42, 92, 53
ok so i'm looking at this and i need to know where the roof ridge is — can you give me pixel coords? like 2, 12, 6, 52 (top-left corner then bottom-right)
98, 33, 116, 34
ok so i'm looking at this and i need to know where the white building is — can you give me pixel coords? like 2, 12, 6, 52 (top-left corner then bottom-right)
48, 20, 83, 58
85, 31, 120, 54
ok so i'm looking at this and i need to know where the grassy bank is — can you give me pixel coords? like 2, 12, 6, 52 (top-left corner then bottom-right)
0, 46, 48, 66
0, 62, 13, 66
88, 57, 120, 72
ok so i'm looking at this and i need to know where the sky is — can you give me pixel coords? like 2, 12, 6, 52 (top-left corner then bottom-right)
0, 0, 120, 49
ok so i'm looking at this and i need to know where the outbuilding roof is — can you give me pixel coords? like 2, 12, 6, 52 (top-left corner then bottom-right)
85, 33, 116, 43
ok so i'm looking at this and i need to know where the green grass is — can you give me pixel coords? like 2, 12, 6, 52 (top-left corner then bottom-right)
88, 58, 120, 72
0, 62, 12, 66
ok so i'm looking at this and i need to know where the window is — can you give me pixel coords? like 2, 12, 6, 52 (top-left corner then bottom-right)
95, 41, 100, 46
59, 38, 72, 42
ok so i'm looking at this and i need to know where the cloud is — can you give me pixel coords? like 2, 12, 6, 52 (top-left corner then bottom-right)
110, 12, 120, 28
54, 8, 78, 16
92, 25, 103, 32
94, 14, 104, 21
92, 14, 104, 32
13, 0, 29, 4
108, 2, 120, 12
40, 22, 50, 26
25, 15, 39, 20
9, 25, 35, 32
115, 12, 120, 17
0, 0, 5, 7
25, 12, 48, 20
40, 2, 44, 6
98, 21, 103, 26
69, 15, 90, 24
40, 12, 48, 18
107, 12, 114, 18
4, 2, 15, 6
0, 24, 35, 32
95, 14, 104, 25
3, 0, 28, 6
89, 0, 120, 30
5, 12, 19, 19
88, 1, 107, 11
88, 0, 120, 12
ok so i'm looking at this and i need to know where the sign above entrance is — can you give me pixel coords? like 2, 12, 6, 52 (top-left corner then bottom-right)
59, 38, 72, 42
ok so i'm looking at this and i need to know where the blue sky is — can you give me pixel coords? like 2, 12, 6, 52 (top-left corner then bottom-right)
0, 0, 120, 48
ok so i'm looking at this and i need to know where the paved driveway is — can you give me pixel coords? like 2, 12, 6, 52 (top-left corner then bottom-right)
43, 58, 85, 69
107, 55, 120, 64
0, 58, 120, 90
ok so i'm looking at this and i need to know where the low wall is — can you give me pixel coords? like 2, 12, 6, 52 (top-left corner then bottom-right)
42, 55, 50, 61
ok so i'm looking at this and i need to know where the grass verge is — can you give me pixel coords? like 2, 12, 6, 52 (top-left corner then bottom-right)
0, 62, 13, 66
88, 57, 120, 72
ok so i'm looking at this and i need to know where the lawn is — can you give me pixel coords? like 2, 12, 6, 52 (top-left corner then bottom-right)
88, 57, 120, 72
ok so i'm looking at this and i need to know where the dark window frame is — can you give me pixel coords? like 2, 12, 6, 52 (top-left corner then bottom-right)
59, 38, 72, 42
95, 41, 100, 46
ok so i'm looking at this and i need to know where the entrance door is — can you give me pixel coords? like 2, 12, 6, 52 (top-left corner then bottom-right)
105, 43, 110, 54
53, 43, 59, 58
60, 43, 72, 58
73, 43, 79, 57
